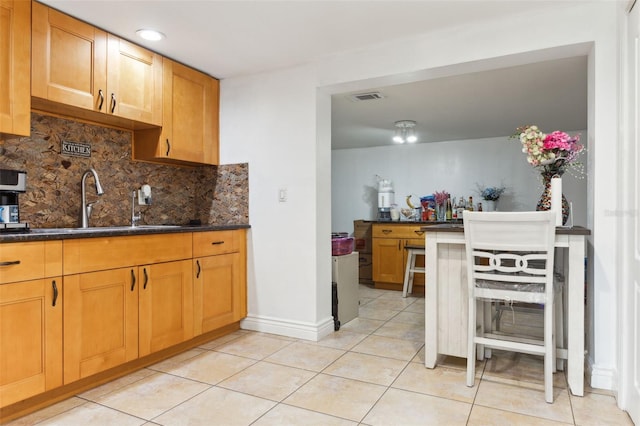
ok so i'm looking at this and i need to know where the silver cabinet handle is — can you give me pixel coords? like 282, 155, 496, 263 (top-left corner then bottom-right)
165, 139, 171, 156
0, 260, 20, 266
110, 93, 116, 113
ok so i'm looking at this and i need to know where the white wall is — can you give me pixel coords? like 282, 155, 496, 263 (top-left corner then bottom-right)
220, 66, 335, 338
219, 1, 622, 390
331, 135, 589, 234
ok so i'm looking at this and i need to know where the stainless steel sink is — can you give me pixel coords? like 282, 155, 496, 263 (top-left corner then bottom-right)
29, 228, 82, 234
29, 226, 132, 234
135, 225, 181, 229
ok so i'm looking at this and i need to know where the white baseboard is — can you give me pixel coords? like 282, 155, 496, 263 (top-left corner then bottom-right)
240, 314, 335, 341
587, 357, 617, 391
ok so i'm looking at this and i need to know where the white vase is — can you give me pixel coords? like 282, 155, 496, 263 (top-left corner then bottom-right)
484, 200, 497, 211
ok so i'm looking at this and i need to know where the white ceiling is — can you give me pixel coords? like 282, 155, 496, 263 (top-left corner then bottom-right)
39, 0, 589, 150
331, 56, 588, 149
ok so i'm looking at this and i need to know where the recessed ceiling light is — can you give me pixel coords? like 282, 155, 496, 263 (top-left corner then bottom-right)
136, 29, 165, 41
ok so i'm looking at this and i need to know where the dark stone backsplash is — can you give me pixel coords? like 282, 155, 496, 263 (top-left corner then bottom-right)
0, 112, 248, 228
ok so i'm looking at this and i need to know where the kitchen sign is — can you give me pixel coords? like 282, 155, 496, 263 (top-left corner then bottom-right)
62, 141, 91, 158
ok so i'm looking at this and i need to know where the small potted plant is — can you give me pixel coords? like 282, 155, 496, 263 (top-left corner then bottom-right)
476, 184, 505, 211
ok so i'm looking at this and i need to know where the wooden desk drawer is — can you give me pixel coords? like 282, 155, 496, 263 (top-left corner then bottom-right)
63, 233, 192, 275
0, 241, 62, 284
193, 230, 240, 257
372, 224, 426, 240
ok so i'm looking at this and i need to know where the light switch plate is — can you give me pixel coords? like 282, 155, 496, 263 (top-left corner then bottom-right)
278, 188, 287, 202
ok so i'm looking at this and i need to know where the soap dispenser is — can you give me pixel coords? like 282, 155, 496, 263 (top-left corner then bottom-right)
138, 184, 152, 205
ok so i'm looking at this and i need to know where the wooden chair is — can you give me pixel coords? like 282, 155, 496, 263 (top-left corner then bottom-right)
464, 211, 557, 403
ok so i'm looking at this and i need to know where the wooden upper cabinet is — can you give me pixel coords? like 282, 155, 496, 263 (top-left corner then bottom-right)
31, 2, 106, 111
106, 36, 162, 125
134, 59, 219, 166
31, 2, 162, 126
0, 0, 31, 137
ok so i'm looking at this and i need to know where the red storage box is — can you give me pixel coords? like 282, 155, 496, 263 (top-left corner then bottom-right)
332, 236, 354, 256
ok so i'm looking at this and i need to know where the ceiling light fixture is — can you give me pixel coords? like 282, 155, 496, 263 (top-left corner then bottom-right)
136, 29, 165, 41
392, 120, 417, 144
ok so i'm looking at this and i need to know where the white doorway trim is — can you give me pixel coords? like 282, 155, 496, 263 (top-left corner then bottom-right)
618, 0, 640, 423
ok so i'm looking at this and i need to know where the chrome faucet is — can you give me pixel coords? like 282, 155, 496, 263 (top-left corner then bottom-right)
131, 190, 142, 227
80, 168, 104, 228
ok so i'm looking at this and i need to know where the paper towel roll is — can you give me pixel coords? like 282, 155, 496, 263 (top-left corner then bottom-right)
550, 176, 563, 226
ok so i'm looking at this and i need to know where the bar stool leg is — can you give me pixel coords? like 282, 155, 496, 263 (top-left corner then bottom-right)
402, 250, 413, 298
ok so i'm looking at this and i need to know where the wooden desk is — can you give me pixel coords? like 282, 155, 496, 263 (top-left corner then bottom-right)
423, 224, 590, 396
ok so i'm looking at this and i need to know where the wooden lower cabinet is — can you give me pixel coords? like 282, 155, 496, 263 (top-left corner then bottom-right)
1, 229, 247, 420
0, 278, 62, 406
372, 237, 405, 283
194, 252, 242, 334
63, 268, 138, 384
372, 224, 425, 291
139, 260, 194, 356
192, 229, 247, 335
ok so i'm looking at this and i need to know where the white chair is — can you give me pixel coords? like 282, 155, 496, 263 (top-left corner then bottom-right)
464, 211, 557, 403
402, 245, 425, 297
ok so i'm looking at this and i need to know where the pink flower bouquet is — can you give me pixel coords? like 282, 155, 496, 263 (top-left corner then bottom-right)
514, 125, 584, 175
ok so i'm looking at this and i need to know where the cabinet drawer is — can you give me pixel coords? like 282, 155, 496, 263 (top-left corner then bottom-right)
372, 224, 426, 240
63, 233, 192, 275
0, 241, 62, 284
193, 230, 239, 257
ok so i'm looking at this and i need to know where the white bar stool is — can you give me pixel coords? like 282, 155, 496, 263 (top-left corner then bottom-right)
403, 245, 425, 297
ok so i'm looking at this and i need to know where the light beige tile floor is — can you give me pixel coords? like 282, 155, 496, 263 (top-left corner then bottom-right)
7, 284, 634, 426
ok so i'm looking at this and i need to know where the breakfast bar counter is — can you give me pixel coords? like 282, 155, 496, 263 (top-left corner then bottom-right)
421, 223, 590, 396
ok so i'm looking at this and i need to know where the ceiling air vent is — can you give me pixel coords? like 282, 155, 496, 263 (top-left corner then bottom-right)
348, 91, 385, 102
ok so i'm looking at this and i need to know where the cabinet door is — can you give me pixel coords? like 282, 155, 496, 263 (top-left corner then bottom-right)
32, 2, 107, 112
372, 238, 404, 284
106, 35, 162, 125
162, 59, 219, 165
0, 0, 30, 137
63, 268, 138, 384
139, 260, 193, 356
0, 278, 62, 406
193, 252, 242, 335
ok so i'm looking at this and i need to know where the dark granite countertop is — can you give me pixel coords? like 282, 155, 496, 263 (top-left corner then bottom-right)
0, 224, 251, 243
420, 223, 591, 235
366, 220, 462, 225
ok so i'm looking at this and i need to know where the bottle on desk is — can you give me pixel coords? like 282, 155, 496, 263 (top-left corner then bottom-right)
456, 197, 466, 219
446, 196, 453, 220
467, 196, 474, 211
